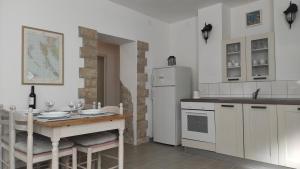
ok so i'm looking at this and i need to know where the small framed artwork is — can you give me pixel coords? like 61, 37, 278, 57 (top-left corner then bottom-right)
22, 26, 64, 85
246, 10, 261, 27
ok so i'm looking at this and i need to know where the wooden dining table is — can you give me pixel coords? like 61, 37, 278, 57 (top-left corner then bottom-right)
33, 114, 125, 169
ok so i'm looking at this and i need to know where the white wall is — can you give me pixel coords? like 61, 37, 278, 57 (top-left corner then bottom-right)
230, 0, 274, 38
230, 0, 300, 81
168, 4, 230, 87
222, 5, 231, 40
0, 0, 4, 102
274, 0, 300, 80
198, 3, 227, 84
169, 17, 198, 90
195, 0, 277, 85
0, 0, 169, 111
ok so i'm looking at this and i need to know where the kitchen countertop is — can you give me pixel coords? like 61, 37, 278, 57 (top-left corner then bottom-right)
181, 97, 300, 105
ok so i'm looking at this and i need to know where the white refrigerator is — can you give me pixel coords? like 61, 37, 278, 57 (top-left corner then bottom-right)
152, 66, 192, 146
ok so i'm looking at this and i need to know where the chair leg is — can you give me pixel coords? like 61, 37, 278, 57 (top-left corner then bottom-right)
72, 148, 77, 169
0, 146, 2, 169
9, 149, 15, 169
27, 160, 33, 169
87, 148, 92, 169
97, 153, 101, 169
118, 129, 124, 169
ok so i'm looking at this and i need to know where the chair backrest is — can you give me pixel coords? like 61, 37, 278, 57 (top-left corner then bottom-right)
0, 105, 20, 169
101, 103, 123, 115
0, 104, 10, 139
11, 106, 34, 167
13, 109, 32, 132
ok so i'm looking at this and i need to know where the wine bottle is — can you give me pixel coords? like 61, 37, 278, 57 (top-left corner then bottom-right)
98, 102, 101, 109
28, 86, 36, 109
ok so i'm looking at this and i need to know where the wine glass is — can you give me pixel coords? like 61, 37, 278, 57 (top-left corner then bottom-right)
77, 100, 84, 111
45, 100, 55, 112
68, 101, 75, 113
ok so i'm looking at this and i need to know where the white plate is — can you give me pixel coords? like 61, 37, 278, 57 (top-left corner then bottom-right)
40, 112, 69, 118
37, 114, 71, 120
80, 109, 106, 115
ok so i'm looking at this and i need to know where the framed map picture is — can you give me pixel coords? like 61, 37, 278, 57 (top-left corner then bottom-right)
246, 10, 261, 27
22, 26, 64, 85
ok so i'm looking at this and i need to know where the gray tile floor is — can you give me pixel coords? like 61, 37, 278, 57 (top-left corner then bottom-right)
103, 142, 292, 169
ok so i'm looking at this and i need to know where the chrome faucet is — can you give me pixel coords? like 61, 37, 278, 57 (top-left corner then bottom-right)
252, 88, 260, 100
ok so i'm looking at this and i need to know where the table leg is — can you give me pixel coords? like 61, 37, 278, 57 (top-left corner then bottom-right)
118, 129, 124, 169
51, 138, 60, 169
97, 152, 101, 169
87, 148, 92, 169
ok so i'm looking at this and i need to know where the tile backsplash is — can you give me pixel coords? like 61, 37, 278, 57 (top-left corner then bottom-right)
198, 81, 300, 98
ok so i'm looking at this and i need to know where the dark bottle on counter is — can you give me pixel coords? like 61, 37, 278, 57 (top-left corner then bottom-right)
28, 86, 36, 109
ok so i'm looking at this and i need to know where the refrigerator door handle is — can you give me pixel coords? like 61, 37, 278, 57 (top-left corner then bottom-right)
151, 75, 155, 86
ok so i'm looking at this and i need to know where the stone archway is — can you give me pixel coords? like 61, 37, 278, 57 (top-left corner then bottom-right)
78, 26, 149, 145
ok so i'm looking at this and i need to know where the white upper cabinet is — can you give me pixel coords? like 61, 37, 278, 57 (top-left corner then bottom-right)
243, 104, 278, 165
215, 103, 244, 158
223, 33, 275, 82
222, 38, 246, 82
246, 33, 275, 81
277, 105, 300, 169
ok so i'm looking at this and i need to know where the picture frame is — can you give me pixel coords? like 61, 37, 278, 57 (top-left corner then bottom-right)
22, 26, 64, 85
246, 10, 261, 27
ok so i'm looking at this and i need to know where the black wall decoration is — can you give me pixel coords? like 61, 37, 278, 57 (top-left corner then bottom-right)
201, 22, 213, 44
284, 1, 298, 29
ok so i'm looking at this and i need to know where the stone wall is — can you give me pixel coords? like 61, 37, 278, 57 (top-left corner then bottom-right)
78, 26, 98, 108
121, 83, 134, 144
136, 41, 149, 145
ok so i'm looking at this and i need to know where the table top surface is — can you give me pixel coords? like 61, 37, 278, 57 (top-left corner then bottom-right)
34, 114, 125, 128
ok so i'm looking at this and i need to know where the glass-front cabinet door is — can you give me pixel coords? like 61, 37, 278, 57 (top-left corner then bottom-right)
223, 38, 246, 82
246, 33, 275, 81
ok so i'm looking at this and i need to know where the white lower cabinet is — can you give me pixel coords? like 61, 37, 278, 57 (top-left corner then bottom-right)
243, 104, 278, 165
277, 105, 300, 169
214, 103, 300, 168
215, 103, 244, 158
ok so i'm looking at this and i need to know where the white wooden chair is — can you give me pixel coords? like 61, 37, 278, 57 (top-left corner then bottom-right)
72, 103, 123, 169
10, 106, 77, 169
0, 104, 11, 169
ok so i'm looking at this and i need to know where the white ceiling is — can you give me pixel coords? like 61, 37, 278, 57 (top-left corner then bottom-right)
110, 0, 258, 23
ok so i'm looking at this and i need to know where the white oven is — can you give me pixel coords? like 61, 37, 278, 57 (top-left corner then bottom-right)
181, 102, 215, 143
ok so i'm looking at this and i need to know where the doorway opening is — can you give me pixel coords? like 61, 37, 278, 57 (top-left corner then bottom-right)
96, 40, 120, 106
97, 56, 106, 105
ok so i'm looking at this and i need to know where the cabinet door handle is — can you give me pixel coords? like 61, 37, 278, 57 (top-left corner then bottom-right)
228, 78, 239, 81
253, 77, 267, 80
251, 106, 267, 109
298, 108, 300, 111
221, 105, 234, 108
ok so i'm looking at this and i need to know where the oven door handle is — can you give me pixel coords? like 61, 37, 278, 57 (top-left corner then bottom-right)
185, 112, 208, 116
